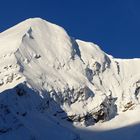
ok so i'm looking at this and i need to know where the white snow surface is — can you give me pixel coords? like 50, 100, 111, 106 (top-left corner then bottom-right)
0, 18, 140, 140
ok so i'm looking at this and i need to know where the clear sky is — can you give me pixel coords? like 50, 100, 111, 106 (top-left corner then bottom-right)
1, 0, 140, 58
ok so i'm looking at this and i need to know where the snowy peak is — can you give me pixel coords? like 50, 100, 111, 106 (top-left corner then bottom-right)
0, 18, 140, 140
0, 18, 74, 60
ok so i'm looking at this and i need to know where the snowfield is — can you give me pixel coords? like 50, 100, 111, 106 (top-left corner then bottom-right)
0, 18, 140, 140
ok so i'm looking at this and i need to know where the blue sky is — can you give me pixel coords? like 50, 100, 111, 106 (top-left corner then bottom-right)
1, 0, 140, 58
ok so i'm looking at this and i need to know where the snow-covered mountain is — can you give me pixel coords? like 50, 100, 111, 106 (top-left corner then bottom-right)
0, 18, 140, 140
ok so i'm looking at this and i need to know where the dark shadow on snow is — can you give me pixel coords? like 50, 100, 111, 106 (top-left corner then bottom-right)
0, 83, 140, 140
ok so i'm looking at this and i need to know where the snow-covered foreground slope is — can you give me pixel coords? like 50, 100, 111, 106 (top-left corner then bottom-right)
0, 18, 140, 140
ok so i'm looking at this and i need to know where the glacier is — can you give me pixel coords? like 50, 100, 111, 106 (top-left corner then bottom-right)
0, 18, 140, 140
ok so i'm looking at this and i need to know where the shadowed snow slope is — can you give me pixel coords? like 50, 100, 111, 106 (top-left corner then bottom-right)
0, 18, 140, 140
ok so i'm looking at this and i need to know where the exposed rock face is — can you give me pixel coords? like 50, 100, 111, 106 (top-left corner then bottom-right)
65, 94, 117, 126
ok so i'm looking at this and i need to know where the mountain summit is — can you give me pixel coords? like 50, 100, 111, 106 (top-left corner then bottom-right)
0, 18, 140, 140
